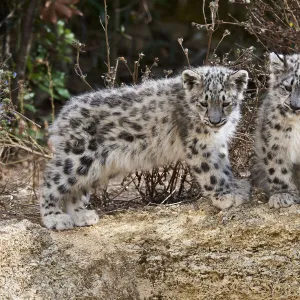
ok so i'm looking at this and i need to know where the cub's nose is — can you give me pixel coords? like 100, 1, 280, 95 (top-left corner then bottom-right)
290, 103, 300, 111
207, 106, 222, 126
209, 118, 222, 125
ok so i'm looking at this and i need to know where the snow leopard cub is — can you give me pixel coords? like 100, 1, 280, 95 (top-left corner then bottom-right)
41, 66, 250, 230
252, 53, 300, 208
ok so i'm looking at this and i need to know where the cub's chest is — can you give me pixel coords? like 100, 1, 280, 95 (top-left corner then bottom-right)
286, 121, 300, 163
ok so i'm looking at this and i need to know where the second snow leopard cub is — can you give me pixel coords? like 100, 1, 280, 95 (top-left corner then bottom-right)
41, 66, 250, 230
252, 53, 300, 208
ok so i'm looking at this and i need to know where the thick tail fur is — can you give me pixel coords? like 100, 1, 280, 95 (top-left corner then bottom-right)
249, 154, 269, 194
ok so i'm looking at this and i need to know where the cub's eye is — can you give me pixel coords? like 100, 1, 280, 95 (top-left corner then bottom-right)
284, 85, 292, 92
222, 102, 231, 107
199, 102, 208, 107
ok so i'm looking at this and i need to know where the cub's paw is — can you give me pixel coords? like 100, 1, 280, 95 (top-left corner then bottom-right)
42, 212, 75, 230
235, 179, 251, 197
212, 190, 250, 210
269, 193, 300, 208
70, 208, 99, 227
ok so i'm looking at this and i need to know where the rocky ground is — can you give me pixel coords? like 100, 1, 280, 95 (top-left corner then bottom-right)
1, 191, 300, 299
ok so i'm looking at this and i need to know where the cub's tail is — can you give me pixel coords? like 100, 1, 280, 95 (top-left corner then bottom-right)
250, 154, 269, 194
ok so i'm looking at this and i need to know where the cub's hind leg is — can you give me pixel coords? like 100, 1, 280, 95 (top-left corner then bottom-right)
40, 155, 101, 230
40, 164, 75, 230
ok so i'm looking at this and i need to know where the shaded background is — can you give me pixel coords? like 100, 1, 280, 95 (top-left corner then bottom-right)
0, 0, 256, 125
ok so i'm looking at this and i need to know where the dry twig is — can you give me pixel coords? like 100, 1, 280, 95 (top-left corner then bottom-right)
72, 40, 94, 91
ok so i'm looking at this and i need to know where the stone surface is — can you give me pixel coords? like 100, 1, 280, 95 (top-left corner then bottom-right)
1, 201, 300, 299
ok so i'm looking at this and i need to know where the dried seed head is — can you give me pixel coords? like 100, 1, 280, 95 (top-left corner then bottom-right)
118, 57, 127, 63
224, 29, 231, 36
164, 69, 173, 78
177, 38, 183, 45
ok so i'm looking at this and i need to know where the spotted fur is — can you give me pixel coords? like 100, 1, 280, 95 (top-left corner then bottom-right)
251, 53, 300, 208
41, 66, 250, 230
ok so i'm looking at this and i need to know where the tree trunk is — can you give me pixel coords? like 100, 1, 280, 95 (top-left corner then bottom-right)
0, 1, 10, 59
12, 0, 39, 106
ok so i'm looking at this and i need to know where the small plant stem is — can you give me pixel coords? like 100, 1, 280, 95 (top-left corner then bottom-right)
100, 0, 111, 73
119, 54, 144, 85
2, 142, 51, 158
202, 0, 207, 25
8, 77, 12, 103
205, 30, 214, 64
213, 30, 230, 56
0, 53, 12, 68
121, 60, 134, 81
73, 41, 94, 91
182, 46, 190, 67
111, 58, 119, 87
134, 61, 138, 85
177, 38, 190, 67
45, 61, 55, 123
11, 110, 41, 128
205, 0, 219, 64
142, 0, 152, 24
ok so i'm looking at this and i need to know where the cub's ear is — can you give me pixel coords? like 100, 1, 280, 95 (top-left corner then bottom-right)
182, 70, 202, 91
269, 52, 285, 74
229, 70, 248, 92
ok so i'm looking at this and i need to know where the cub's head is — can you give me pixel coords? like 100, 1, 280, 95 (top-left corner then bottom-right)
269, 52, 300, 112
182, 67, 248, 127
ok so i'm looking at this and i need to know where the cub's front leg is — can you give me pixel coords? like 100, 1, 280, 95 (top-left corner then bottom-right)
263, 157, 300, 208
185, 141, 251, 210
